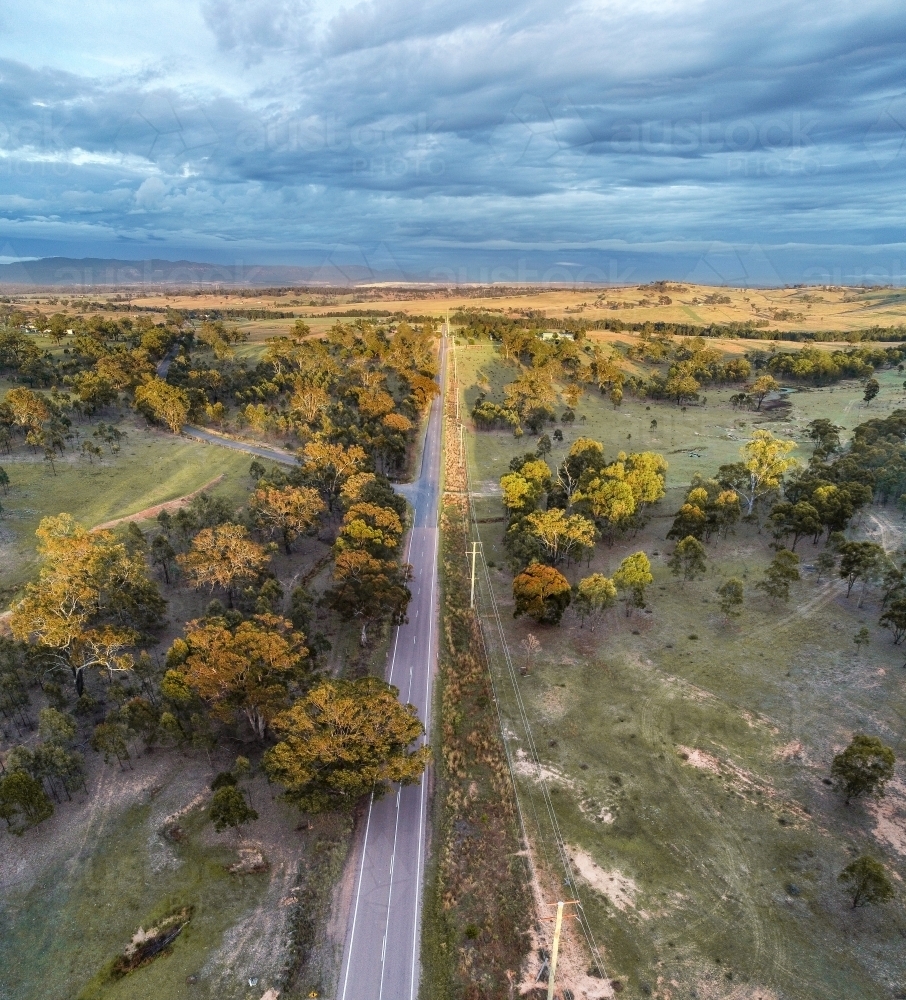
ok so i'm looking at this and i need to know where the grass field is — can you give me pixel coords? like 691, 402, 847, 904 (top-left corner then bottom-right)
40, 282, 906, 335
0, 744, 352, 1000
0, 414, 254, 595
457, 340, 906, 999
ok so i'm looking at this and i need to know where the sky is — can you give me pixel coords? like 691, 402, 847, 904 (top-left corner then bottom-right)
1, 0, 905, 284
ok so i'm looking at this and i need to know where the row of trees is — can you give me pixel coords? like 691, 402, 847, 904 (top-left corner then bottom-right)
453, 303, 906, 347
512, 553, 653, 626
464, 312, 905, 427
753, 344, 904, 385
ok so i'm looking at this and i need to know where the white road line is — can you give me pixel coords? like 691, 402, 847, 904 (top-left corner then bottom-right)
340, 790, 376, 1000
388, 526, 417, 689
378, 787, 404, 999
410, 519, 440, 1000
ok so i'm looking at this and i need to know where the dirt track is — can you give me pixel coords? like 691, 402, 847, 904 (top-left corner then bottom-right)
90, 474, 225, 531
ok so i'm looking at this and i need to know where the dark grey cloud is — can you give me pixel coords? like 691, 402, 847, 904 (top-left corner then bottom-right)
0, 0, 904, 282
202, 0, 313, 61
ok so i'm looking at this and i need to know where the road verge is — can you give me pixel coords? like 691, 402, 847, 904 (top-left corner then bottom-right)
420, 342, 532, 998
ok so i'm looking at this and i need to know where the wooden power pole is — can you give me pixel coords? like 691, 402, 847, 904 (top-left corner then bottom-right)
469, 541, 480, 608
543, 900, 579, 1000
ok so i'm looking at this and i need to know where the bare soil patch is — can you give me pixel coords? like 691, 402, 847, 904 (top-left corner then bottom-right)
91, 474, 224, 530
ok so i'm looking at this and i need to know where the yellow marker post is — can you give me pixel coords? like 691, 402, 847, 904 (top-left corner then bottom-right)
543, 900, 579, 1000
546, 901, 565, 1000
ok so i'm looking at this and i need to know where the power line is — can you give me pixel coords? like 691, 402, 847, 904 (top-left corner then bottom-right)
449, 333, 611, 988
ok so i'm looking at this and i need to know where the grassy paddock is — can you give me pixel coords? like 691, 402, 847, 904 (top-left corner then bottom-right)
0, 778, 267, 1000
0, 415, 253, 593
459, 342, 906, 999
112, 283, 906, 334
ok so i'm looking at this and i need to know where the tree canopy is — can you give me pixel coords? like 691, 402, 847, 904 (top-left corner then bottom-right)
831, 734, 895, 804
839, 856, 894, 908
573, 573, 617, 630
165, 613, 308, 740
512, 563, 572, 624
248, 484, 325, 554
668, 536, 707, 583
264, 676, 430, 813
613, 551, 653, 614
177, 523, 270, 607
719, 430, 798, 515
11, 514, 164, 693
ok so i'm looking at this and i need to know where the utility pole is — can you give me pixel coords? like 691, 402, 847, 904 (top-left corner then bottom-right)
543, 900, 579, 1000
469, 541, 480, 608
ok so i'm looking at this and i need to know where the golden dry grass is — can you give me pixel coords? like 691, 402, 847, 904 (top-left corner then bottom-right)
17, 282, 906, 337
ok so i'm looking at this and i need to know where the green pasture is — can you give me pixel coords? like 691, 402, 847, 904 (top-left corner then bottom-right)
458, 342, 906, 998
0, 799, 267, 1000
0, 417, 253, 594
459, 342, 906, 505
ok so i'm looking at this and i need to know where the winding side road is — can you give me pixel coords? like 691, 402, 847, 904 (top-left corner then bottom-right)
337, 337, 445, 1000
179, 425, 297, 465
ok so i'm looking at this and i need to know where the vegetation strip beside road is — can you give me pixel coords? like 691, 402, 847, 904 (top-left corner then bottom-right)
421, 342, 533, 999
421, 502, 533, 998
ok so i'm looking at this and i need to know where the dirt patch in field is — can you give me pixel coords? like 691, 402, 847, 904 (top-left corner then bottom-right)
677, 745, 810, 824
569, 846, 643, 915
687, 972, 780, 1000
228, 845, 270, 875
678, 746, 722, 774
512, 749, 576, 788
869, 778, 906, 859
774, 740, 805, 761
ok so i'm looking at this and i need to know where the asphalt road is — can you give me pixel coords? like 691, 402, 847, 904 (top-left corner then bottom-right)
179, 424, 297, 465
338, 338, 445, 1000
157, 342, 298, 465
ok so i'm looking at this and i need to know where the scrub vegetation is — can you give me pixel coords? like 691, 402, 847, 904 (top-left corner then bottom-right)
0, 304, 438, 999
455, 311, 906, 999
421, 355, 533, 999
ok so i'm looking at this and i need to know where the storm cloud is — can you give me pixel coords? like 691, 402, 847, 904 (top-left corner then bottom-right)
0, 0, 904, 282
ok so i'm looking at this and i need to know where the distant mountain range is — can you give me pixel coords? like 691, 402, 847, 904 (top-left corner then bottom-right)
0, 257, 410, 289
